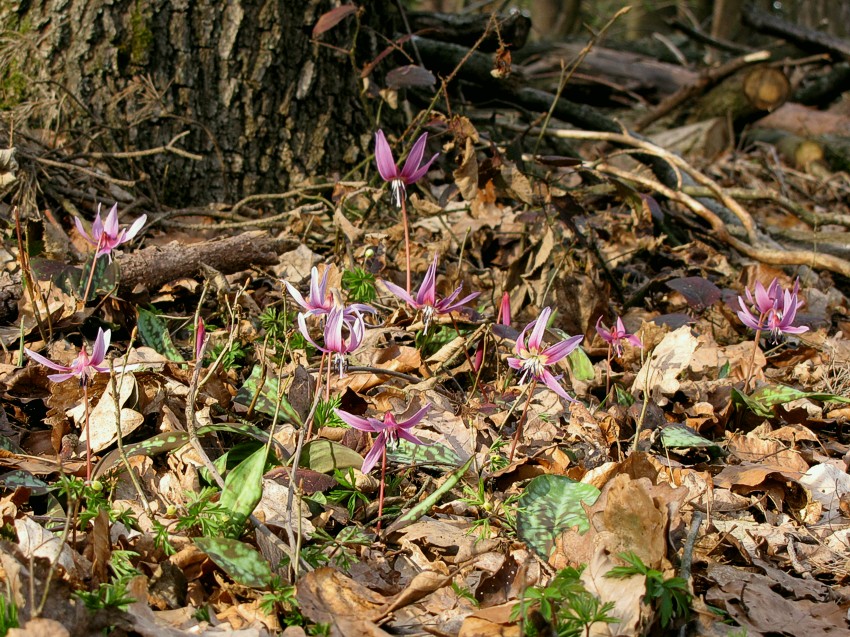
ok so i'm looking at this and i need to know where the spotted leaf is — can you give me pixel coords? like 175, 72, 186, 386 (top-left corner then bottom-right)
194, 537, 272, 589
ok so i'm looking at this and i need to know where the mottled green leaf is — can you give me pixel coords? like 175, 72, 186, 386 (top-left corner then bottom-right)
567, 345, 594, 382
220, 445, 267, 537
386, 439, 461, 469
733, 384, 850, 418
137, 308, 184, 362
77, 252, 117, 301
0, 470, 51, 495
660, 425, 720, 450
194, 537, 272, 589
94, 432, 191, 479
518, 475, 599, 559
300, 440, 365, 474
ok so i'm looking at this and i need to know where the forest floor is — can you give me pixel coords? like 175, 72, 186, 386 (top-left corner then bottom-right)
3, 9, 850, 637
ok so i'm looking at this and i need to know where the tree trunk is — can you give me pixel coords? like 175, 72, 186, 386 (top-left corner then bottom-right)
3, 1, 393, 206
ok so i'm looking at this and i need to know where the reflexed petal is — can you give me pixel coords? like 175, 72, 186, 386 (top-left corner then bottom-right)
528, 307, 551, 351
627, 334, 643, 348
91, 207, 105, 238
595, 316, 613, 343
614, 317, 628, 338
541, 334, 583, 364
284, 281, 310, 312
437, 287, 479, 314
89, 328, 110, 366
103, 204, 120, 238
540, 369, 576, 402
297, 312, 326, 352
397, 429, 427, 446
324, 308, 344, 353
399, 132, 428, 182
507, 356, 523, 370
124, 214, 147, 241
382, 279, 419, 309
399, 403, 431, 428
417, 255, 439, 307
24, 348, 71, 372
334, 408, 381, 432
736, 299, 762, 331
345, 302, 377, 316
47, 372, 78, 383
361, 432, 386, 473
309, 267, 330, 309
374, 130, 398, 182
346, 313, 365, 352
74, 216, 95, 245
753, 281, 773, 314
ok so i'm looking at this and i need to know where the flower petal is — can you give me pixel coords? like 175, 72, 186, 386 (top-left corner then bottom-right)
528, 307, 552, 352
507, 356, 523, 370
334, 408, 380, 432
399, 403, 431, 429
399, 132, 428, 182
123, 214, 147, 242
382, 279, 419, 309
361, 432, 386, 473
541, 334, 583, 364
406, 152, 439, 185
89, 328, 110, 366
74, 216, 95, 245
47, 372, 78, 383
297, 313, 326, 352
417, 255, 439, 307
374, 130, 398, 182
24, 348, 71, 372
397, 429, 427, 446
540, 369, 576, 402
103, 204, 120, 238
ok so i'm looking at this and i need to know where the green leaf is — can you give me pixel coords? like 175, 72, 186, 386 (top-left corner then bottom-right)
567, 345, 595, 382
194, 537, 272, 589
94, 432, 191, 479
385, 456, 475, 534
234, 365, 301, 423
220, 445, 267, 537
78, 252, 117, 301
517, 475, 600, 559
137, 308, 185, 362
386, 439, 462, 469
733, 384, 850, 418
300, 439, 365, 474
660, 425, 720, 451
0, 470, 51, 495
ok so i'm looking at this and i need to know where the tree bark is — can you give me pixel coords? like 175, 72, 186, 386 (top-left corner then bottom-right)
4, 1, 392, 206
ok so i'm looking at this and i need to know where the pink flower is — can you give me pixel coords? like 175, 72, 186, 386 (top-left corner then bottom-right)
334, 404, 431, 473
382, 254, 479, 332
508, 307, 583, 402
596, 316, 642, 357
284, 267, 376, 319
74, 204, 146, 262
498, 292, 512, 327
374, 130, 439, 207
298, 306, 365, 377
25, 328, 112, 384
737, 278, 808, 340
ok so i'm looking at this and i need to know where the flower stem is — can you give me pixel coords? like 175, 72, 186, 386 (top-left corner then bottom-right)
81, 253, 99, 304
377, 447, 387, 531
743, 315, 766, 393
83, 381, 92, 482
509, 378, 537, 461
605, 344, 613, 403
400, 197, 412, 294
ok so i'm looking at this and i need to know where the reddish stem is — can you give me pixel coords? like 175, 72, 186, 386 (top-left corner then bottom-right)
377, 447, 387, 531
509, 379, 537, 461
400, 197, 412, 294
83, 381, 92, 482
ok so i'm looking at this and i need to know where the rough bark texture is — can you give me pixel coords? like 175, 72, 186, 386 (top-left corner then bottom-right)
5, 1, 392, 206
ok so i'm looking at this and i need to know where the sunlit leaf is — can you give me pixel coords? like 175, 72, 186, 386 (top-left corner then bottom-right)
220, 445, 267, 537
234, 365, 300, 423
195, 537, 272, 589
660, 424, 721, 451
387, 439, 461, 469
517, 475, 599, 559
137, 308, 184, 362
301, 439, 364, 474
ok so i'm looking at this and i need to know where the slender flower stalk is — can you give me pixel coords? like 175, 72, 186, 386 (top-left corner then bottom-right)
382, 254, 479, 333
596, 316, 643, 400
25, 328, 120, 481
335, 404, 430, 528
737, 278, 808, 391
374, 130, 439, 293
75, 204, 146, 302
507, 307, 583, 460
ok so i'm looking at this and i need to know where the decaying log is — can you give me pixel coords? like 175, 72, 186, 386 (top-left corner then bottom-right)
742, 3, 850, 59
408, 10, 531, 51
687, 65, 789, 128
793, 63, 850, 106
0, 231, 296, 325
756, 103, 850, 137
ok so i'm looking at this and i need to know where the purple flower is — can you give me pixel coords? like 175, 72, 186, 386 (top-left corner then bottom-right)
596, 316, 642, 357
375, 130, 439, 207
74, 204, 146, 262
195, 316, 207, 361
284, 267, 376, 319
508, 307, 583, 402
334, 404, 431, 473
25, 328, 112, 384
737, 278, 808, 340
298, 306, 365, 377
382, 254, 479, 332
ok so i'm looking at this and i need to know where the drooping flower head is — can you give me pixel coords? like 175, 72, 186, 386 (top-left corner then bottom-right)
25, 328, 112, 384
382, 254, 479, 332
508, 307, 583, 402
74, 204, 146, 262
298, 306, 365, 377
596, 316, 642, 357
737, 278, 808, 340
498, 292, 512, 327
335, 404, 430, 473
374, 130, 439, 207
